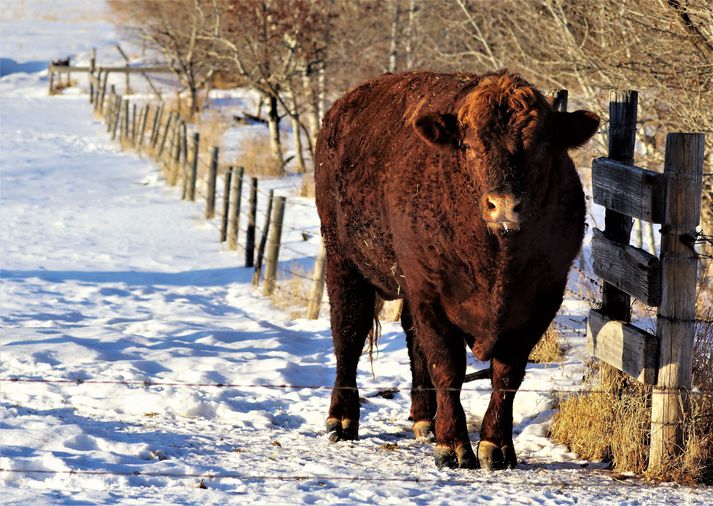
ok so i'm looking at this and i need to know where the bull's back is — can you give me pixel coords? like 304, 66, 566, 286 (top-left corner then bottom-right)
315, 72, 477, 296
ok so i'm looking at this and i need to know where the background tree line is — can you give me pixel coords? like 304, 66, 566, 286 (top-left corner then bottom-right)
108, 0, 712, 280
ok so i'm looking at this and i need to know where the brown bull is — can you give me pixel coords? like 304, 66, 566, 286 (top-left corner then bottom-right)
314, 70, 599, 470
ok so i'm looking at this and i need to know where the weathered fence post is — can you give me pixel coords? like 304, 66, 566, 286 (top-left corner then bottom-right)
648, 133, 704, 471
111, 96, 122, 141
150, 104, 164, 150
205, 146, 219, 219
262, 196, 286, 296
227, 167, 244, 250
245, 177, 258, 267
253, 189, 274, 285
188, 132, 199, 201
220, 168, 233, 241
131, 103, 138, 147
122, 99, 130, 141
99, 71, 109, 113
307, 239, 328, 319
599, 90, 638, 392
106, 84, 116, 132
48, 64, 55, 94
158, 111, 174, 160
138, 104, 149, 152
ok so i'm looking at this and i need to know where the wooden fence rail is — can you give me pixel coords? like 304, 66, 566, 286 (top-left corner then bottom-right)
585, 90, 705, 472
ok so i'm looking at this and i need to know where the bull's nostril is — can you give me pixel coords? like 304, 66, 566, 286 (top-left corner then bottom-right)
486, 200, 496, 210
512, 203, 521, 213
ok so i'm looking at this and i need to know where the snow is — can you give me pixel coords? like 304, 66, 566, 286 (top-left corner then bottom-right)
1, 1, 711, 504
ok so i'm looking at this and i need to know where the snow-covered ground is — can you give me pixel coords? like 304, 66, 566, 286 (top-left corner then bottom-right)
1, 2, 712, 504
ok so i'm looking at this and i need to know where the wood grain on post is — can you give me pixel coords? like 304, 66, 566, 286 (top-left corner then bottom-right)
227, 167, 244, 250
106, 84, 116, 132
220, 168, 233, 242
150, 104, 164, 149
591, 228, 661, 306
307, 239, 328, 319
599, 90, 638, 391
648, 133, 704, 471
169, 120, 182, 185
122, 99, 130, 141
245, 177, 258, 267
253, 189, 274, 285
188, 132, 199, 201
205, 146, 219, 219
262, 196, 286, 296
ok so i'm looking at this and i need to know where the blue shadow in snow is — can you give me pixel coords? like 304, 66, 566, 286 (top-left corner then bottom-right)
0, 58, 49, 77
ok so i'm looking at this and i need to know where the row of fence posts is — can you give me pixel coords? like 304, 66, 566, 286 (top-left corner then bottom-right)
84, 71, 328, 318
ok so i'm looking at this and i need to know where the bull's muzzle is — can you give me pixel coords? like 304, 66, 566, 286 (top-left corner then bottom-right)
482, 194, 522, 235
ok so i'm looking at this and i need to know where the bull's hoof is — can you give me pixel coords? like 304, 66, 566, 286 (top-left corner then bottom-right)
477, 440, 505, 471
502, 444, 517, 469
434, 443, 477, 469
455, 443, 478, 469
326, 417, 358, 442
412, 420, 434, 442
434, 445, 458, 469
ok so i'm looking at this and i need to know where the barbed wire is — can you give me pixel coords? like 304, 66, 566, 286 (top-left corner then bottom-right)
4, 373, 713, 396
0, 466, 650, 489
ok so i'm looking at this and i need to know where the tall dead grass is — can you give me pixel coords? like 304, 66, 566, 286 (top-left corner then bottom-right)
270, 267, 312, 320
550, 312, 713, 484
528, 323, 566, 363
232, 133, 283, 177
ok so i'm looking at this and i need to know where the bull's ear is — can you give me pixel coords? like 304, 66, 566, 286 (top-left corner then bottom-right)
413, 113, 460, 147
555, 110, 600, 148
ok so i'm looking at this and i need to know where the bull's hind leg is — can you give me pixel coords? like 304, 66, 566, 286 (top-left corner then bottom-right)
325, 252, 376, 442
402, 299, 436, 442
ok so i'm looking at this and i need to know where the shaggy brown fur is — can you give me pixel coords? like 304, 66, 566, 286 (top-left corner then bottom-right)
315, 70, 599, 470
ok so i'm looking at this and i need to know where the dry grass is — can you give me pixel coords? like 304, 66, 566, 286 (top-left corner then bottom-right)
232, 133, 283, 177
550, 312, 713, 484
270, 267, 312, 320
528, 323, 566, 363
195, 111, 228, 171
300, 172, 316, 198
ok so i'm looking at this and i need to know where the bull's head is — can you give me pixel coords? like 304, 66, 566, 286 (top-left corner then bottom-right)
413, 72, 599, 235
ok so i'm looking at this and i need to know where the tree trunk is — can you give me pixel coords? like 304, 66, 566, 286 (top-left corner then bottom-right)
388, 0, 401, 73
318, 63, 328, 122
265, 93, 284, 173
303, 68, 320, 151
404, 0, 417, 69
287, 84, 306, 173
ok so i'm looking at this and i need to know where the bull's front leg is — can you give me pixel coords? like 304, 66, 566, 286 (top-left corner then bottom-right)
478, 353, 528, 470
410, 301, 476, 469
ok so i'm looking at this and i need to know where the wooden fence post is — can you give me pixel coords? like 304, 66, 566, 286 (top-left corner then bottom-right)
106, 84, 116, 132
263, 196, 286, 296
253, 189, 274, 285
131, 103, 138, 147
220, 168, 233, 241
122, 99, 130, 141
205, 146, 219, 219
138, 104, 149, 152
227, 167, 244, 250
599, 90, 638, 391
48, 64, 55, 94
151, 104, 164, 150
111, 96, 122, 141
245, 177, 258, 267
648, 133, 705, 471
158, 111, 174, 160
99, 71, 109, 113
188, 132, 199, 201
307, 239, 327, 319
169, 120, 182, 185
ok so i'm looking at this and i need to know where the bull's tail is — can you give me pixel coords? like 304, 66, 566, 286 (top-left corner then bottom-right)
367, 295, 384, 378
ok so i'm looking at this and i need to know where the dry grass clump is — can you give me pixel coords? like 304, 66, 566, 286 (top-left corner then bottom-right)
300, 172, 316, 198
195, 111, 228, 169
233, 133, 283, 177
550, 372, 651, 474
378, 299, 404, 322
270, 267, 311, 320
528, 323, 566, 363
551, 313, 713, 484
